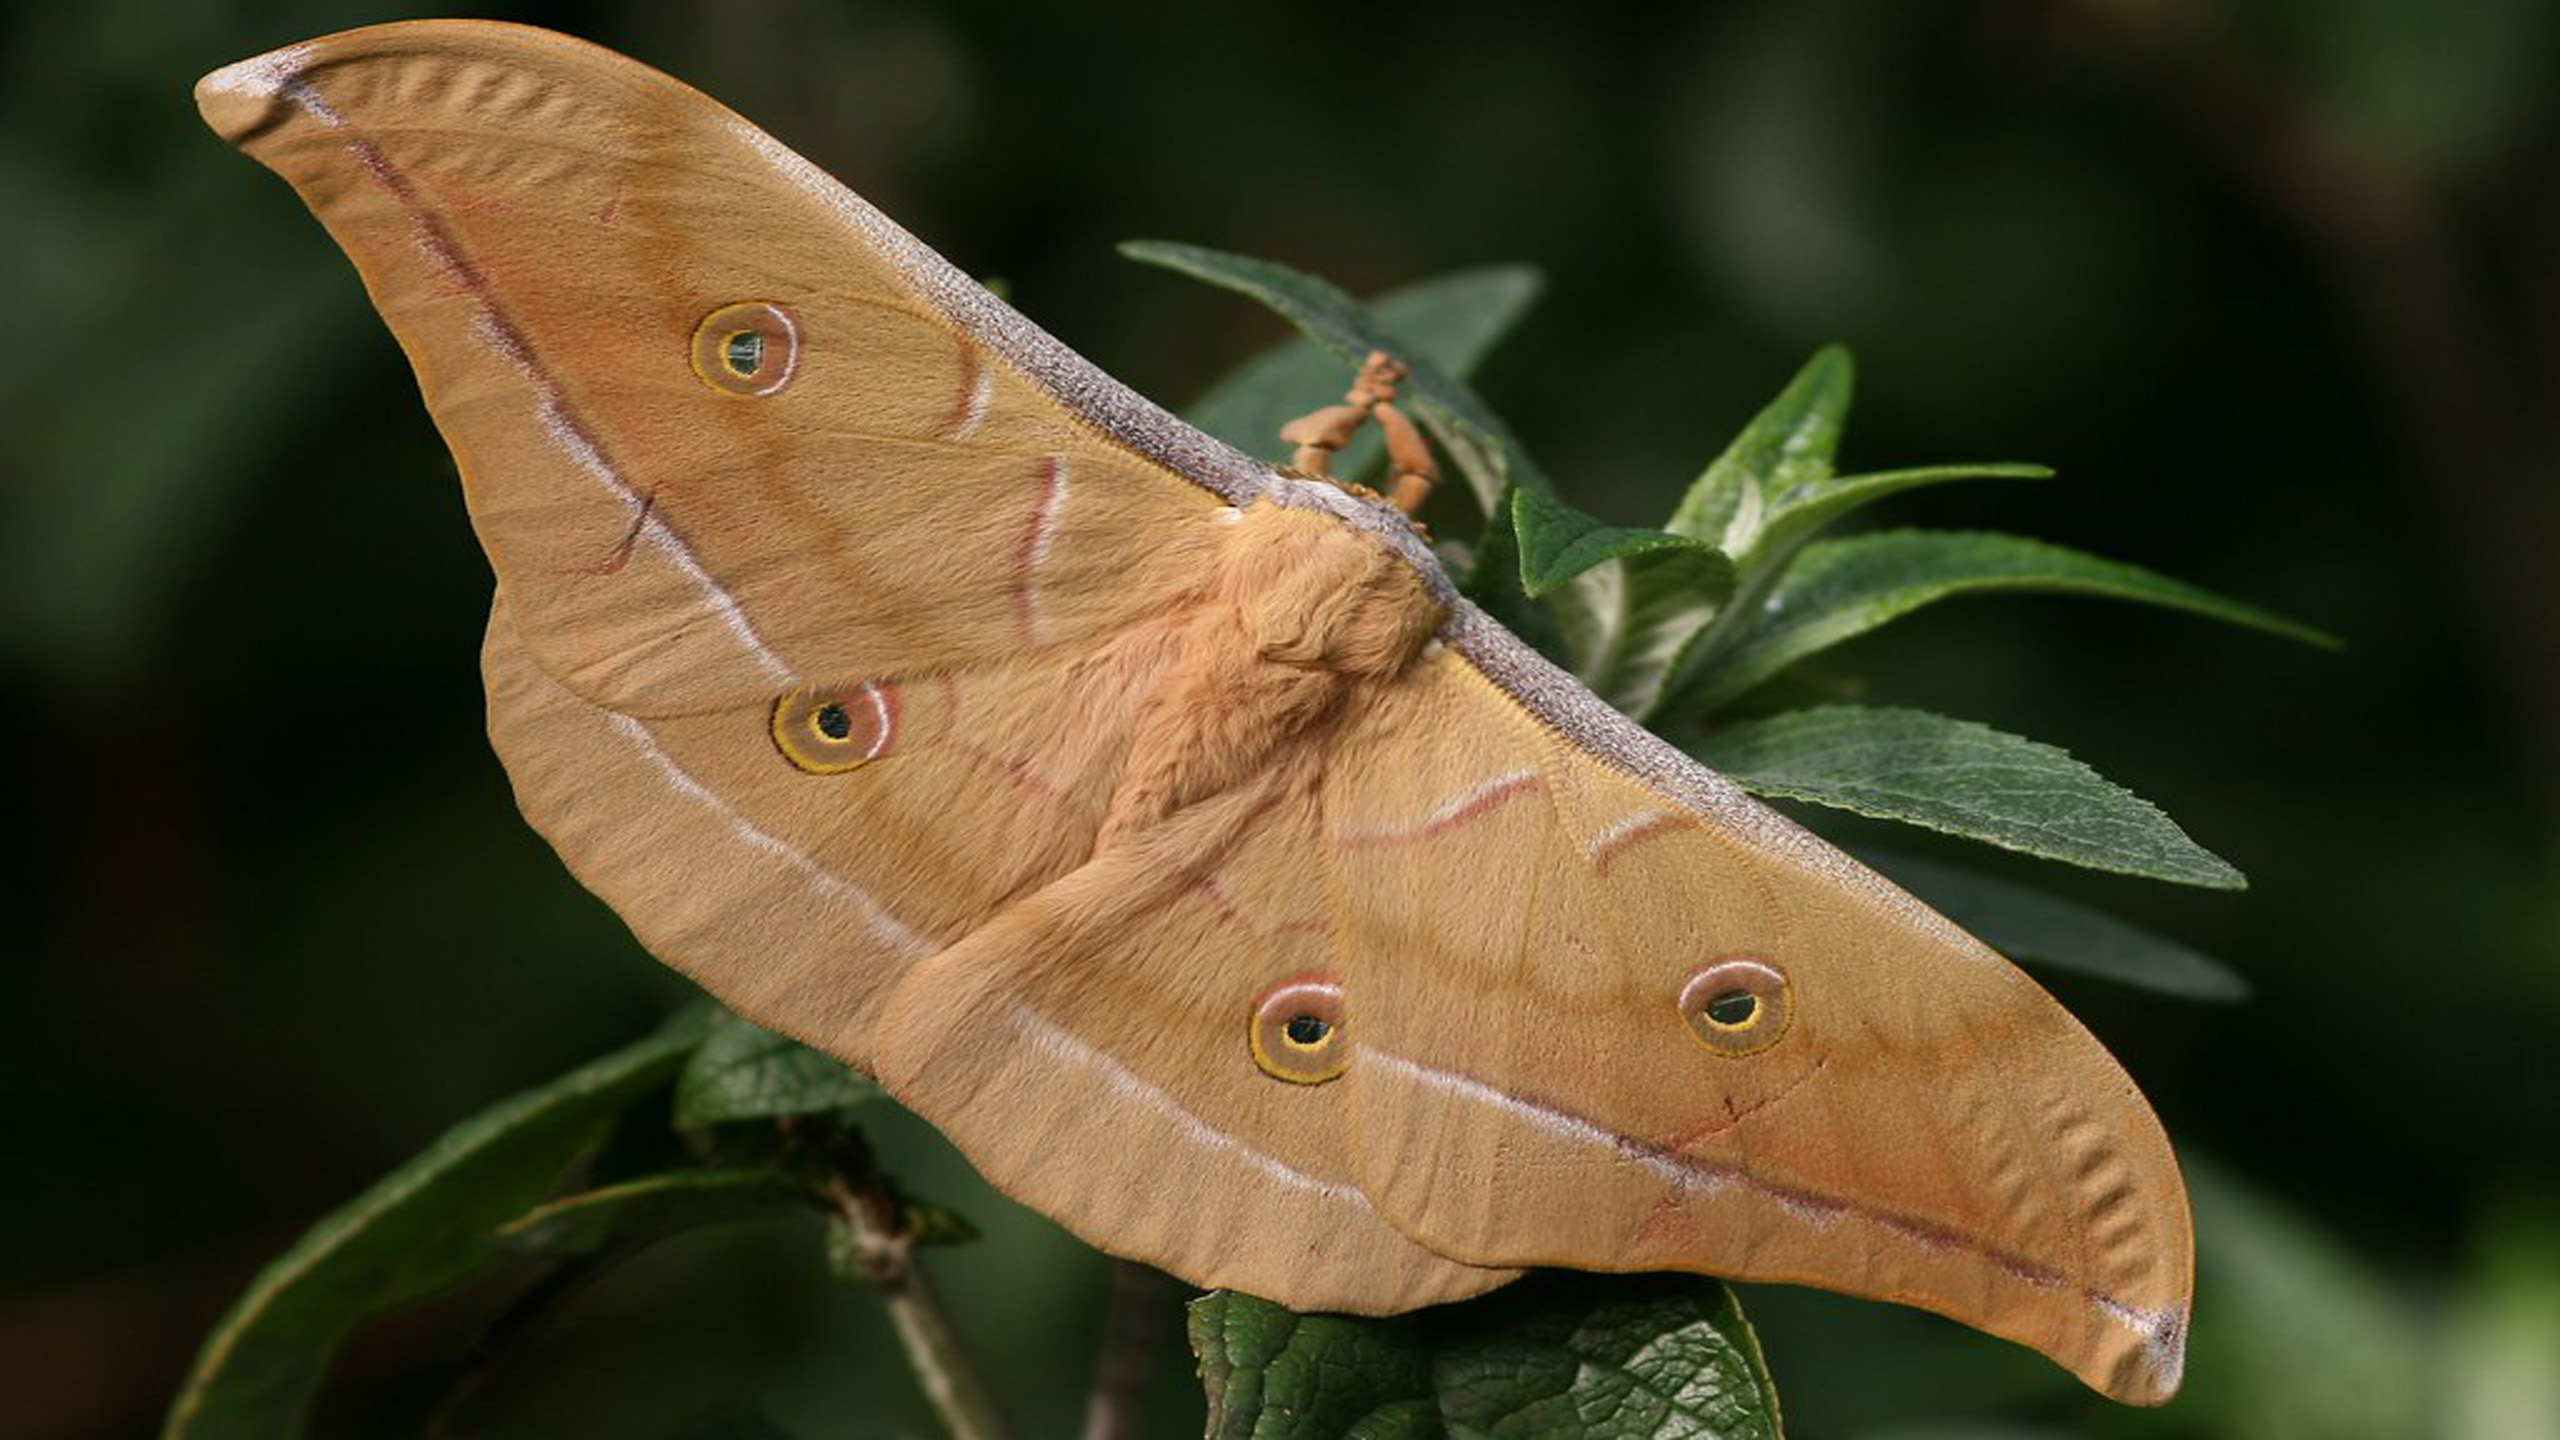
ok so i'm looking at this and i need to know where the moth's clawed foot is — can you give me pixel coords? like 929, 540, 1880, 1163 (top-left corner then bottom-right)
1278, 350, 1438, 521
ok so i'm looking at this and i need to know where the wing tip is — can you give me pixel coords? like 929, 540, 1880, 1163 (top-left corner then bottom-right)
2101, 1298, 2189, 1405
194, 44, 316, 142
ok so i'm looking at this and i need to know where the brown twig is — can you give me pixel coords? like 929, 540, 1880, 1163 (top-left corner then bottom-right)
826, 1147, 1014, 1440
1079, 1261, 1181, 1440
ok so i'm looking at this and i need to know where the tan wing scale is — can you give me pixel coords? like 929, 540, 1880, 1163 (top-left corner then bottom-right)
863, 750, 1517, 1309
485, 594, 1164, 1064
1324, 647, 2192, 1404
197, 22, 1237, 716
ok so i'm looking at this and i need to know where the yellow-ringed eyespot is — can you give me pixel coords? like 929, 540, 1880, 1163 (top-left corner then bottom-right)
1250, 977, 1349, 1084
1678, 957, 1792, 1057
691, 301, 801, 397
772, 681, 897, 774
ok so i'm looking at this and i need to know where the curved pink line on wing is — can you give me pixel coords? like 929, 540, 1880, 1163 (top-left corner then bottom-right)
1364, 1047, 2176, 1354
1336, 769, 1543, 850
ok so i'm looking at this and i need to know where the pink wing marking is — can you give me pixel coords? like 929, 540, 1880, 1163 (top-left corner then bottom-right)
1335, 769, 1543, 851
1584, 807, 1690, 872
943, 344, 995, 439
1188, 869, 1328, 939
1010, 456, 1071, 646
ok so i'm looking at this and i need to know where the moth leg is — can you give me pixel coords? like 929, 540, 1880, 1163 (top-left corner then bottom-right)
1277, 350, 1440, 516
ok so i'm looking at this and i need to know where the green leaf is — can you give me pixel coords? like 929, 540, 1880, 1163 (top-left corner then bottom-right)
1692, 705, 2245, 888
1667, 345, 1854, 556
163, 1010, 712, 1440
1194, 1294, 1437, 1440
1512, 487, 1734, 600
1192, 1275, 1781, 1440
1599, 545, 1752, 718
1508, 489, 1740, 712
1182, 264, 1542, 478
493, 1168, 826, 1259
1684, 529, 2340, 709
1459, 492, 1571, 666
674, 1013, 882, 1128
1743, 462, 2049, 567
1855, 847, 2250, 1000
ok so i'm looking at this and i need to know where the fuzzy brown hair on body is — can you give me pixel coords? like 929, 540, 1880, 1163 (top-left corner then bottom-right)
199, 19, 2195, 1404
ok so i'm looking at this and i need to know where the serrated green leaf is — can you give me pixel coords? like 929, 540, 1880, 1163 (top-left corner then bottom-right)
1667, 345, 1854, 556
494, 1168, 826, 1259
163, 1010, 712, 1440
1192, 1276, 1780, 1440
1193, 1295, 1438, 1440
674, 1013, 882, 1128
1684, 529, 2339, 710
1693, 705, 2244, 888
1855, 846, 2250, 1000
1182, 265, 1542, 477
1512, 487, 1734, 600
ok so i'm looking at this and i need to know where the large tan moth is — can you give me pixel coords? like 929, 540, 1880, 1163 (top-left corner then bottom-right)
197, 20, 2193, 1404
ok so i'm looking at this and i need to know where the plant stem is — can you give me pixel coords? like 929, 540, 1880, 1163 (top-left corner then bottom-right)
826, 1165, 1013, 1440
1080, 1261, 1179, 1440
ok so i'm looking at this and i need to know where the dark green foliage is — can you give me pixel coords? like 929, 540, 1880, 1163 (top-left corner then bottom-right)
1694, 704, 2244, 888
675, 1010, 885, 1129
163, 1011, 714, 1440
1193, 1278, 1780, 1440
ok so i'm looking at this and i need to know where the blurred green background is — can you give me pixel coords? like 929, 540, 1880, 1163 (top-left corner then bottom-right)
7, 0, 2556, 1436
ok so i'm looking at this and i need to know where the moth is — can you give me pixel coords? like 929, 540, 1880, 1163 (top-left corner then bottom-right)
198, 20, 2192, 1404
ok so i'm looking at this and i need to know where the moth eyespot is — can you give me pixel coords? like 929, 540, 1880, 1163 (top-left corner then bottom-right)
1679, 957, 1792, 1058
691, 301, 800, 397
773, 681, 897, 773
1251, 977, 1348, 1084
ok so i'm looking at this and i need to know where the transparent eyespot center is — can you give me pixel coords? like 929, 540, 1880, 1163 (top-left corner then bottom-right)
772, 682, 897, 774
1679, 957, 1792, 1057
691, 301, 800, 397
1252, 978, 1348, 1084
